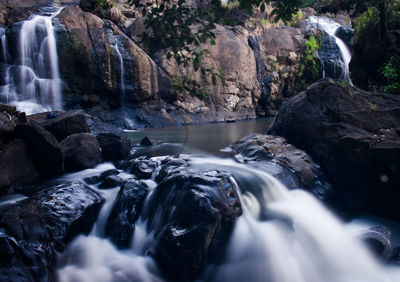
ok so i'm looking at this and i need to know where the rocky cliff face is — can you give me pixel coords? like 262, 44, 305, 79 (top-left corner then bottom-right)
0, 0, 313, 129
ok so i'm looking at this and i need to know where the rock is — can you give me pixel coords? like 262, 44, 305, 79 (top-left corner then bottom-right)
105, 179, 148, 249
98, 174, 123, 189
335, 26, 353, 48
389, 247, 400, 265
15, 120, 64, 177
0, 0, 50, 25
140, 136, 157, 146
119, 156, 158, 179
0, 139, 39, 194
0, 182, 104, 281
96, 133, 131, 161
269, 79, 400, 217
144, 169, 242, 281
231, 134, 331, 199
83, 169, 119, 185
0, 111, 18, 143
320, 35, 348, 81
155, 156, 190, 183
0, 103, 16, 115
55, 6, 171, 110
360, 226, 392, 259
61, 133, 103, 172
29, 110, 90, 142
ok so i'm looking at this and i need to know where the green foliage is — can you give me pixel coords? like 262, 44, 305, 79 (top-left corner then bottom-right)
379, 56, 400, 93
299, 35, 323, 88
353, 7, 379, 45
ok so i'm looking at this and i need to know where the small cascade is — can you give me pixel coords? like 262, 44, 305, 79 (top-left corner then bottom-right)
307, 16, 353, 85
113, 37, 126, 96
0, 9, 63, 114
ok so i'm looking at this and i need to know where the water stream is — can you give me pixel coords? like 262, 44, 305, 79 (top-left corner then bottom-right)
0, 8, 63, 114
307, 16, 353, 85
55, 121, 400, 282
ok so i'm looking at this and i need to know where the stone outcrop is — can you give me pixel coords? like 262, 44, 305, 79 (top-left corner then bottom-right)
55, 6, 171, 110
231, 134, 331, 199
0, 182, 104, 281
269, 79, 400, 218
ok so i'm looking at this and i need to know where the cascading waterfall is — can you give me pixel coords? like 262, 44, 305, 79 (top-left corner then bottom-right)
56, 156, 400, 282
0, 9, 63, 114
308, 16, 353, 85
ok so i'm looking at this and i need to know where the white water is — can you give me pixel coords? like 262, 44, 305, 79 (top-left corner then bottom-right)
56, 156, 400, 282
308, 16, 353, 85
113, 37, 126, 96
0, 9, 63, 114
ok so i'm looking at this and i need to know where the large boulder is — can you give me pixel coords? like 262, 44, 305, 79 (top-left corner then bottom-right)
269, 79, 400, 217
0, 139, 39, 194
0, 0, 50, 25
96, 133, 131, 161
231, 134, 331, 199
28, 110, 90, 142
61, 133, 103, 172
143, 168, 242, 281
105, 179, 148, 249
15, 120, 64, 177
0, 182, 104, 281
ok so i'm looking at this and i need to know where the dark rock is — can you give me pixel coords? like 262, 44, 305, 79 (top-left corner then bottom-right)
320, 35, 347, 81
61, 133, 103, 172
231, 134, 331, 199
98, 175, 123, 189
16, 120, 64, 177
0, 103, 16, 115
155, 156, 190, 183
360, 226, 392, 259
334, 26, 353, 48
120, 156, 158, 179
96, 133, 131, 161
0, 139, 39, 194
29, 110, 90, 142
0, 111, 18, 143
269, 79, 400, 217
0, 182, 104, 281
144, 169, 242, 281
140, 136, 157, 146
105, 179, 148, 249
130, 143, 184, 158
83, 169, 119, 185
389, 247, 400, 265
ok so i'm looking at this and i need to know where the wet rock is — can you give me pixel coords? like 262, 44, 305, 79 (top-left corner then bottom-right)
269, 79, 400, 217
29, 110, 90, 142
120, 156, 158, 179
155, 156, 190, 183
0, 139, 39, 194
0, 111, 18, 143
96, 133, 131, 161
83, 169, 119, 185
105, 179, 148, 249
61, 133, 103, 172
335, 26, 353, 48
0, 0, 50, 25
231, 134, 331, 199
0, 103, 16, 115
389, 247, 400, 265
16, 120, 64, 177
144, 169, 242, 281
98, 175, 123, 189
131, 143, 184, 158
0, 182, 104, 281
140, 136, 157, 146
360, 226, 392, 259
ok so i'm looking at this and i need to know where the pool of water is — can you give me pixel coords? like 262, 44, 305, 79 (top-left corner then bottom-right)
121, 118, 273, 155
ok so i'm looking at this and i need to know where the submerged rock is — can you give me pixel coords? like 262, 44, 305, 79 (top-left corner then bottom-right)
0, 182, 104, 281
119, 156, 158, 179
144, 169, 242, 281
61, 133, 103, 172
360, 226, 392, 260
105, 179, 148, 249
269, 79, 400, 217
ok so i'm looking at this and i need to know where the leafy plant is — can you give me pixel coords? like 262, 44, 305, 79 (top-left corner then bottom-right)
299, 35, 323, 88
379, 56, 400, 93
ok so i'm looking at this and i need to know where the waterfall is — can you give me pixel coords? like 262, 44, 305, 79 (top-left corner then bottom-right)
56, 156, 400, 282
113, 37, 126, 96
0, 9, 63, 114
307, 16, 353, 85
